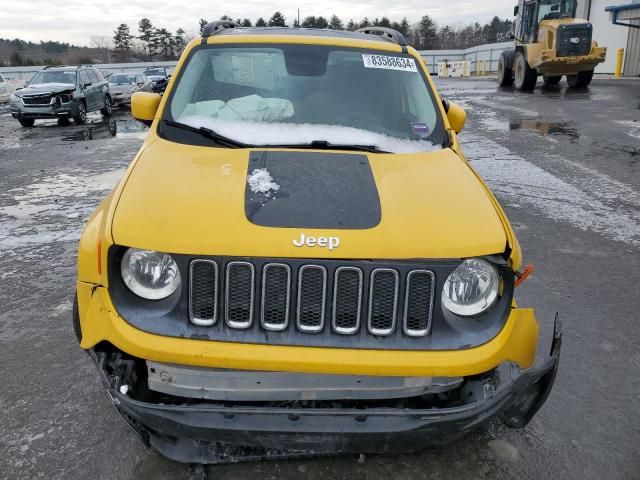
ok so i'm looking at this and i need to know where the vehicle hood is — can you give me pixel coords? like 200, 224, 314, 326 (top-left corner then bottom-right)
112, 139, 508, 259
16, 83, 75, 96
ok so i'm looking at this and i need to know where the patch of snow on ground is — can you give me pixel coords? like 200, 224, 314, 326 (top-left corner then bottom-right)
615, 120, 640, 140
247, 168, 280, 198
0, 168, 125, 251
463, 132, 640, 248
178, 116, 440, 154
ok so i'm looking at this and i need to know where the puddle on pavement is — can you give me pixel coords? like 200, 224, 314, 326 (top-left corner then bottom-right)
509, 119, 579, 139
61, 112, 148, 142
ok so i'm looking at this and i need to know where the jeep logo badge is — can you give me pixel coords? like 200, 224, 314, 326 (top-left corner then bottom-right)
570, 37, 580, 44
293, 233, 340, 251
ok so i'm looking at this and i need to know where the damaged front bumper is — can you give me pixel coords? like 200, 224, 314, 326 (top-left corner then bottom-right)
88, 317, 561, 464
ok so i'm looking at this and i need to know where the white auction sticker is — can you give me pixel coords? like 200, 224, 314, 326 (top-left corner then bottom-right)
362, 54, 418, 72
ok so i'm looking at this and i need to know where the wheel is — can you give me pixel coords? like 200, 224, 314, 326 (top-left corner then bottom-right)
567, 70, 593, 88
497, 52, 515, 86
100, 95, 113, 116
18, 118, 35, 127
543, 75, 562, 86
57, 117, 70, 126
514, 52, 538, 91
74, 101, 87, 125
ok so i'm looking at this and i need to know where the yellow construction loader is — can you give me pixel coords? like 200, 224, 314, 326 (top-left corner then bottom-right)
498, 0, 607, 90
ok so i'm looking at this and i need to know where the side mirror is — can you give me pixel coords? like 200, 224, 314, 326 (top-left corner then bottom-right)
82, 82, 92, 88
442, 99, 466, 134
132, 92, 161, 125
514, 5, 519, 16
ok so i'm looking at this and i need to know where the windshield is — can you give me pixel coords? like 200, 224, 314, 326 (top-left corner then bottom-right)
538, 0, 577, 21
163, 44, 444, 153
109, 74, 136, 84
145, 69, 165, 76
30, 70, 76, 86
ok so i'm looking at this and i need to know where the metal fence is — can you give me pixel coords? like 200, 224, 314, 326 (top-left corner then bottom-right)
0, 61, 179, 83
418, 42, 513, 75
0, 42, 514, 82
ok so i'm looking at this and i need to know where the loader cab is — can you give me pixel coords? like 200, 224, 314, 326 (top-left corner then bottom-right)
515, 0, 578, 43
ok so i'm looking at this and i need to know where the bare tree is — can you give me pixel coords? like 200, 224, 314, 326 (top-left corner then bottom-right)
90, 35, 112, 62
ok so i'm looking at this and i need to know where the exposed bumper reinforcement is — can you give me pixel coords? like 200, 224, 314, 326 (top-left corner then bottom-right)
88, 316, 561, 464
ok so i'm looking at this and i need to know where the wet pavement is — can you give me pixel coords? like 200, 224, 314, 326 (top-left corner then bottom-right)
0, 79, 639, 479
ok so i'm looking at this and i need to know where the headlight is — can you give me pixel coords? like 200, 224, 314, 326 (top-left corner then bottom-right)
10, 94, 19, 103
121, 248, 181, 300
442, 258, 500, 316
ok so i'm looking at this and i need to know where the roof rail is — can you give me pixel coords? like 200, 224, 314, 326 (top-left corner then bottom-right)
43, 64, 71, 69
202, 20, 241, 39
355, 26, 407, 46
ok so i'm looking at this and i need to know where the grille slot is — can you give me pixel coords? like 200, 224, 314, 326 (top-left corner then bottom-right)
403, 270, 435, 337
261, 263, 291, 331
368, 268, 399, 336
297, 265, 327, 333
189, 260, 218, 326
332, 267, 363, 334
225, 262, 255, 329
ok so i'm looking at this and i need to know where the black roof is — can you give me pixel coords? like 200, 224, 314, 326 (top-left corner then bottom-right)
215, 27, 394, 44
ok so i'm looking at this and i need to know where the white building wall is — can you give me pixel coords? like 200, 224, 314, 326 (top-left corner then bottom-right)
579, 0, 631, 73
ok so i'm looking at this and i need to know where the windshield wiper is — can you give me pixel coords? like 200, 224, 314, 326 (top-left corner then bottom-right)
273, 140, 389, 154
163, 119, 248, 148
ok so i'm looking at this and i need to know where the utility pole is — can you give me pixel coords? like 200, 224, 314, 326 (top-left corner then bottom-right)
298, 8, 300, 27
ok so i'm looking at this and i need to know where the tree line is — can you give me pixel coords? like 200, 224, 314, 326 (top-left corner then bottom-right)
2, 13, 514, 65
111, 13, 514, 62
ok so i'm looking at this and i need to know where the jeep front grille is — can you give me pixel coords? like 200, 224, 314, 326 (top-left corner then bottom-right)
189, 259, 435, 338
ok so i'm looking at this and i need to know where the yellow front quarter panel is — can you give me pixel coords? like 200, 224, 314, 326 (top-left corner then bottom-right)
78, 282, 538, 377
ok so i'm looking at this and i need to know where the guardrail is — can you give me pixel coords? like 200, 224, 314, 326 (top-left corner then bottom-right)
1, 42, 514, 82
418, 41, 513, 75
0, 61, 179, 83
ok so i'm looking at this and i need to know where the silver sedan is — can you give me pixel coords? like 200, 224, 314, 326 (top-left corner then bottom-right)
108, 73, 153, 106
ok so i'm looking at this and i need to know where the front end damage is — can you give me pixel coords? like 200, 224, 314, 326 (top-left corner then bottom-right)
86, 318, 561, 464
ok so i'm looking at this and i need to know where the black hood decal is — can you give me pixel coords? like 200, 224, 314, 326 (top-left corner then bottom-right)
245, 151, 381, 230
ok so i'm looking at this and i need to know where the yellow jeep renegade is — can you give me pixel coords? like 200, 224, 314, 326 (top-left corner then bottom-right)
75, 22, 561, 464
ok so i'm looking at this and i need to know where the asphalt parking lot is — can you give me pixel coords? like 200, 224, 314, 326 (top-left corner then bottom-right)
1, 78, 639, 480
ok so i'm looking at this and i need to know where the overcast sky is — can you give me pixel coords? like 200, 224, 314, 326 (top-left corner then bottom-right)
4, 0, 514, 45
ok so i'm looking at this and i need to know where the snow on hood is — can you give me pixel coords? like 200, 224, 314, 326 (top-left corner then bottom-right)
178, 116, 440, 154
247, 168, 280, 198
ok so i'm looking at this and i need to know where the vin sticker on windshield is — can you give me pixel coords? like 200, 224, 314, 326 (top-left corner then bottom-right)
362, 54, 417, 72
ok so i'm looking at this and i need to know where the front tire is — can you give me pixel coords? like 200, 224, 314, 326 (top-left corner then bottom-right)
497, 52, 515, 86
100, 95, 112, 116
514, 52, 538, 91
18, 118, 35, 127
567, 70, 594, 88
543, 75, 562, 86
74, 101, 87, 125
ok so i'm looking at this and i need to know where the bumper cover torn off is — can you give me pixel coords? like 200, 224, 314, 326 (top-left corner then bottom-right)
89, 317, 561, 464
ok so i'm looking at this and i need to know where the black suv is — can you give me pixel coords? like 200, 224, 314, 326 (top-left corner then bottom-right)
10, 65, 113, 127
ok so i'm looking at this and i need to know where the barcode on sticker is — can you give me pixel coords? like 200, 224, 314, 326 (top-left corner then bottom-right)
362, 54, 418, 72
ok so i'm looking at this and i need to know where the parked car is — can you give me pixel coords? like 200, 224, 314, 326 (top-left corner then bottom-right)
108, 73, 153, 106
10, 65, 112, 127
0, 72, 12, 103
76, 23, 561, 464
142, 67, 171, 93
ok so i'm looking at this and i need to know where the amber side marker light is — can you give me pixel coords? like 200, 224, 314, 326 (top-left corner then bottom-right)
97, 238, 103, 275
515, 263, 534, 287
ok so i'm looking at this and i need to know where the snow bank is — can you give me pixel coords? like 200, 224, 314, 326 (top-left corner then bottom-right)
247, 168, 280, 198
178, 116, 440, 154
